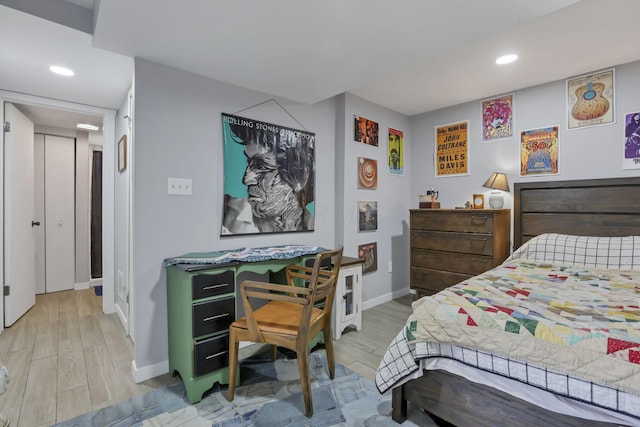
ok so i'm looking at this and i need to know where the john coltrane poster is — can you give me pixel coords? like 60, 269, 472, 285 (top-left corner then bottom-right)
221, 113, 315, 235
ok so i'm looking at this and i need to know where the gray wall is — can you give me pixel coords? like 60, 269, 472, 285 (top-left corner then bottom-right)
133, 58, 338, 370
337, 93, 412, 307
410, 60, 640, 249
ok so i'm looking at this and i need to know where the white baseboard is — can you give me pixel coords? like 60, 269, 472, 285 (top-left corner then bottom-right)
90, 278, 103, 286
74, 281, 90, 290
131, 359, 169, 383
362, 287, 412, 311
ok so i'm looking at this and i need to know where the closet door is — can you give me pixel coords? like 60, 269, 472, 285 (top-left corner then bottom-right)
44, 135, 75, 293
34, 134, 46, 294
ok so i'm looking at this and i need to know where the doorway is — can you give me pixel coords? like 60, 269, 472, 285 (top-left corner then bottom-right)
1, 92, 118, 331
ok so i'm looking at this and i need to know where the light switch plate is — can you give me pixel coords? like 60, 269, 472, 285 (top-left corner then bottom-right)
168, 177, 192, 195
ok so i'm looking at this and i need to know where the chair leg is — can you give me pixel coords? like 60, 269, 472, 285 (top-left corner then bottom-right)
296, 342, 313, 417
227, 327, 239, 402
271, 344, 278, 361
324, 325, 335, 379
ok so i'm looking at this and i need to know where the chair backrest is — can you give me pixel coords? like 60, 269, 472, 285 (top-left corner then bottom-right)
286, 245, 343, 333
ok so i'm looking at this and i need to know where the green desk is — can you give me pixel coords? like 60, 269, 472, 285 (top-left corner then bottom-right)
165, 248, 321, 403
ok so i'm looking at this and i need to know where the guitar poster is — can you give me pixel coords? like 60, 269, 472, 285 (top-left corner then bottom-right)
520, 125, 559, 176
567, 69, 614, 129
481, 93, 514, 142
434, 121, 469, 177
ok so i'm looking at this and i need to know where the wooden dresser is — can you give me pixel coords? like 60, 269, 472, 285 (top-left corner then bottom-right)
409, 209, 510, 297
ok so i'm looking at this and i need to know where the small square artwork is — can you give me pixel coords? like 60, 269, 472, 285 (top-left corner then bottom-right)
358, 201, 378, 231
357, 157, 377, 189
358, 242, 378, 274
354, 115, 379, 146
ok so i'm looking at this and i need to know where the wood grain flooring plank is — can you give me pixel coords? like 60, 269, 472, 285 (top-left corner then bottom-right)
57, 338, 88, 392
56, 385, 92, 424
32, 320, 58, 360
79, 314, 105, 348
19, 355, 57, 427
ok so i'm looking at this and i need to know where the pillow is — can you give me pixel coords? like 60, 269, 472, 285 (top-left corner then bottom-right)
506, 233, 640, 270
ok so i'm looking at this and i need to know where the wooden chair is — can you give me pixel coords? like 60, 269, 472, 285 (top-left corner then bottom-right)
227, 246, 343, 417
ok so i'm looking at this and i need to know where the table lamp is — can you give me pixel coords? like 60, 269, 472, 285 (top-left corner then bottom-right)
482, 172, 509, 209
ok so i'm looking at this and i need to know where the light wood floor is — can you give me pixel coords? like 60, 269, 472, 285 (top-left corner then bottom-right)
0, 289, 413, 426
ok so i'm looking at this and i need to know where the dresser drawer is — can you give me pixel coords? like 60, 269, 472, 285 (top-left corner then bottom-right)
411, 230, 494, 255
192, 270, 234, 300
411, 211, 495, 233
411, 267, 470, 294
194, 333, 229, 376
411, 249, 493, 275
192, 297, 235, 337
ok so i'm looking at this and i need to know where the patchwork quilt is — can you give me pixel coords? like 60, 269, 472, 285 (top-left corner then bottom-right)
376, 258, 640, 417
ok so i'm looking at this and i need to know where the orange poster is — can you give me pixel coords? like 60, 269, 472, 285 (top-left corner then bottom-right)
434, 121, 468, 176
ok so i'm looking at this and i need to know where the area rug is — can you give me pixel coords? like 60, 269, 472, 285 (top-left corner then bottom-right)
54, 350, 435, 426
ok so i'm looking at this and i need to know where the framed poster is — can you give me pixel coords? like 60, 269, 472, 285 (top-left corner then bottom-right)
567, 68, 614, 129
434, 121, 468, 177
358, 201, 378, 231
520, 125, 559, 176
387, 127, 404, 175
623, 111, 640, 170
357, 157, 377, 189
358, 242, 378, 274
481, 93, 514, 142
220, 113, 315, 235
354, 115, 379, 146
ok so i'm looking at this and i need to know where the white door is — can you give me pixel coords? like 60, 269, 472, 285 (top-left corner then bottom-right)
4, 103, 36, 326
44, 135, 75, 293
34, 134, 45, 294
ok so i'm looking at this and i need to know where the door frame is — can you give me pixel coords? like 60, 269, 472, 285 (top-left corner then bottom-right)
0, 91, 117, 330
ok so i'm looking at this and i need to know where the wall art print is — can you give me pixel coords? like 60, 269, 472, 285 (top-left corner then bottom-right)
623, 111, 640, 170
387, 127, 404, 175
358, 242, 378, 274
354, 115, 379, 146
357, 157, 377, 189
567, 68, 614, 129
221, 113, 315, 236
434, 121, 468, 177
358, 201, 378, 231
481, 93, 514, 142
520, 125, 559, 176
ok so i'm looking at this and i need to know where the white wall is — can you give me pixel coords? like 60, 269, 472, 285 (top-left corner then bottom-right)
132, 58, 337, 377
338, 93, 412, 307
114, 87, 131, 333
410, 60, 640, 250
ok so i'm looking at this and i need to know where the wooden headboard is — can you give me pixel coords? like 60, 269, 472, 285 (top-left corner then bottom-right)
514, 177, 640, 250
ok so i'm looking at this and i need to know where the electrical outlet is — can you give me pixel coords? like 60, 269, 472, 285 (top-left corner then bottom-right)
388, 261, 393, 273
168, 177, 193, 195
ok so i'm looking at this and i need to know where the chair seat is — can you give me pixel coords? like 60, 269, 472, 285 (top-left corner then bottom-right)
232, 301, 325, 336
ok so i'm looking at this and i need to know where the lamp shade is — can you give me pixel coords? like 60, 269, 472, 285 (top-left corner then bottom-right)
482, 172, 510, 192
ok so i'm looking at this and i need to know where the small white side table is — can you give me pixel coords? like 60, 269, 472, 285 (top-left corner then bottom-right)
333, 256, 363, 340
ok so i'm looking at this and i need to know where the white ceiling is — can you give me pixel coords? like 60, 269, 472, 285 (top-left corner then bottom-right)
2, 0, 640, 129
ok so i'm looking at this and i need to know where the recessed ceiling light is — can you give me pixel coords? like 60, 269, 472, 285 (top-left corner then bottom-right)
496, 54, 518, 65
77, 123, 100, 131
49, 65, 74, 76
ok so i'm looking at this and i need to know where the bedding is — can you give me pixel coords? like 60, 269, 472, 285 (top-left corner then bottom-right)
376, 234, 640, 421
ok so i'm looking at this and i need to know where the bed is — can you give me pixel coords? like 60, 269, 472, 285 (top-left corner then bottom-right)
376, 177, 640, 426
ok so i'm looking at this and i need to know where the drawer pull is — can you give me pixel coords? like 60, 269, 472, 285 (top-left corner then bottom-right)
203, 313, 230, 322
470, 237, 489, 242
205, 350, 228, 360
471, 215, 488, 221
202, 283, 229, 291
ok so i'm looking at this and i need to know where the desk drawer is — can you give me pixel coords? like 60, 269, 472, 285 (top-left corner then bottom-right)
411, 211, 494, 233
194, 333, 229, 376
411, 249, 493, 275
193, 297, 235, 337
411, 231, 493, 255
192, 270, 234, 300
